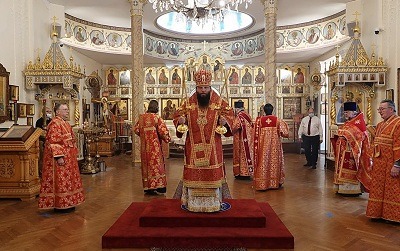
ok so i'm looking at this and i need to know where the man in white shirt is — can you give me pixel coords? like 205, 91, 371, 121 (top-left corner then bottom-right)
298, 108, 323, 169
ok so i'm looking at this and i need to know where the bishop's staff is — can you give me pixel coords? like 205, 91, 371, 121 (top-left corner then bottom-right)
215, 67, 232, 135
176, 67, 189, 133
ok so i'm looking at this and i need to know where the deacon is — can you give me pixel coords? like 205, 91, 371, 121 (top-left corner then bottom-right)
232, 100, 254, 180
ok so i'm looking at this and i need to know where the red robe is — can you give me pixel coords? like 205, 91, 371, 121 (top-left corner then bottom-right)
366, 115, 400, 222
253, 115, 289, 190
134, 113, 171, 191
38, 116, 85, 209
333, 113, 372, 192
232, 110, 254, 177
173, 90, 234, 188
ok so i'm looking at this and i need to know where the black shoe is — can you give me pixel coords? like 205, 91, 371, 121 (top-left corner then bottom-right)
303, 163, 312, 167
235, 175, 251, 180
144, 189, 157, 195
54, 207, 75, 213
311, 165, 317, 169
156, 187, 166, 194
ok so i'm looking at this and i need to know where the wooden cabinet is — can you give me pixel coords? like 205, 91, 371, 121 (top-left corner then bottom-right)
0, 126, 41, 200
89, 134, 115, 157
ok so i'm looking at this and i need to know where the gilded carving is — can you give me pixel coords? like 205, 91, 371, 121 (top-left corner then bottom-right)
0, 159, 15, 178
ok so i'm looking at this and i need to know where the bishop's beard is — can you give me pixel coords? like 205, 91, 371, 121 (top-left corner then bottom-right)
197, 92, 211, 108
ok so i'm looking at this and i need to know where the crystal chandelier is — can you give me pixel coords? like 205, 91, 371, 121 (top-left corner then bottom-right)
149, 0, 253, 30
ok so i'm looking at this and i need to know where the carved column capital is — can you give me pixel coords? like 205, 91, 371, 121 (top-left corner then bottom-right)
261, 0, 277, 14
128, 0, 145, 16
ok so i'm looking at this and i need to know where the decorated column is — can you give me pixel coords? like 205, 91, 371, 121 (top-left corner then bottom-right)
128, 0, 145, 164
263, 0, 277, 108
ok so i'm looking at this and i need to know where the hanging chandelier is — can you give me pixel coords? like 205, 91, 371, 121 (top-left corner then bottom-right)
149, 0, 253, 30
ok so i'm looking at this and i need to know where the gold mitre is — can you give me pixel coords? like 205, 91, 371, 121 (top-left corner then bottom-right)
194, 69, 212, 86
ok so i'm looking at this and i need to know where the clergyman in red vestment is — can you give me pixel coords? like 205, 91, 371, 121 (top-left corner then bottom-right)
232, 100, 254, 179
333, 102, 372, 195
173, 69, 234, 212
134, 100, 171, 195
253, 103, 289, 190
38, 103, 85, 212
366, 99, 400, 223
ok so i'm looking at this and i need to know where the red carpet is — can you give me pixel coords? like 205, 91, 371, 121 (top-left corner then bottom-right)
102, 199, 294, 249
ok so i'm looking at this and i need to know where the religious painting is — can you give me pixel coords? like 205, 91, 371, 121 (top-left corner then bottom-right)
90, 30, 105, 46
145, 37, 154, 52
306, 27, 320, 44
339, 17, 347, 35
120, 87, 130, 95
280, 68, 292, 84
244, 39, 256, 54
147, 87, 155, 95
0, 68, 10, 123
74, 25, 87, 42
27, 117, 33, 126
283, 97, 301, 119
369, 73, 377, 81
241, 67, 253, 85
107, 32, 123, 48
160, 87, 168, 95
362, 73, 368, 81
168, 42, 179, 56
282, 86, 290, 94
323, 22, 337, 40
213, 58, 224, 82
119, 69, 130, 86
256, 86, 263, 94
295, 86, 303, 94
276, 32, 284, 48
161, 98, 179, 120
158, 67, 169, 84
293, 67, 305, 83
229, 87, 239, 95
156, 40, 166, 54
26, 104, 35, 116
386, 89, 394, 101
378, 72, 385, 86
242, 87, 251, 94
346, 73, 353, 82
256, 34, 265, 51
171, 67, 182, 85
228, 67, 239, 85
231, 98, 249, 114
231, 42, 243, 56
18, 103, 27, 118
254, 67, 265, 84
9, 85, 19, 101
125, 35, 131, 48
106, 68, 119, 95
172, 87, 181, 95
337, 73, 345, 87
354, 74, 360, 81
118, 99, 129, 120
65, 21, 73, 38
287, 30, 303, 47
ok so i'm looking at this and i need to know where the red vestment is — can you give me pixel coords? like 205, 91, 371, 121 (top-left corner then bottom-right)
173, 90, 233, 212
134, 113, 171, 191
333, 113, 372, 193
232, 110, 254, 177
253, 115, 289, 190
366, 115, 400, 222
38, 116, 85, 209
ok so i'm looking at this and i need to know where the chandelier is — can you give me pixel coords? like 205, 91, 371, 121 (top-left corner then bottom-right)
149, 0, 253, 30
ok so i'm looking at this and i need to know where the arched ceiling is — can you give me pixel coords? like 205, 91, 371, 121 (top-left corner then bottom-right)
48, 0, 353, 65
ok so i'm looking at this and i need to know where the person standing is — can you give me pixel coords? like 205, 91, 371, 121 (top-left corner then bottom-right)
232, 100, 254, 180
333, 102, 372, 195
366, 99, 400, 223
298, 107, 323, 169
173, 69, 234, 212
134, 100, 171, 195
38, 103, 85, 213
253, 103, 289, 190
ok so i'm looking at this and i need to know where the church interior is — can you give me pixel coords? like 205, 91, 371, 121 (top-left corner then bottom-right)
0, 0, 400, 250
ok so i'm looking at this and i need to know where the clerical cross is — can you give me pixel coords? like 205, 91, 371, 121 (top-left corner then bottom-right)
266, 118, 272, 124
197, 116, 207, 126
355, 119, 360, 124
